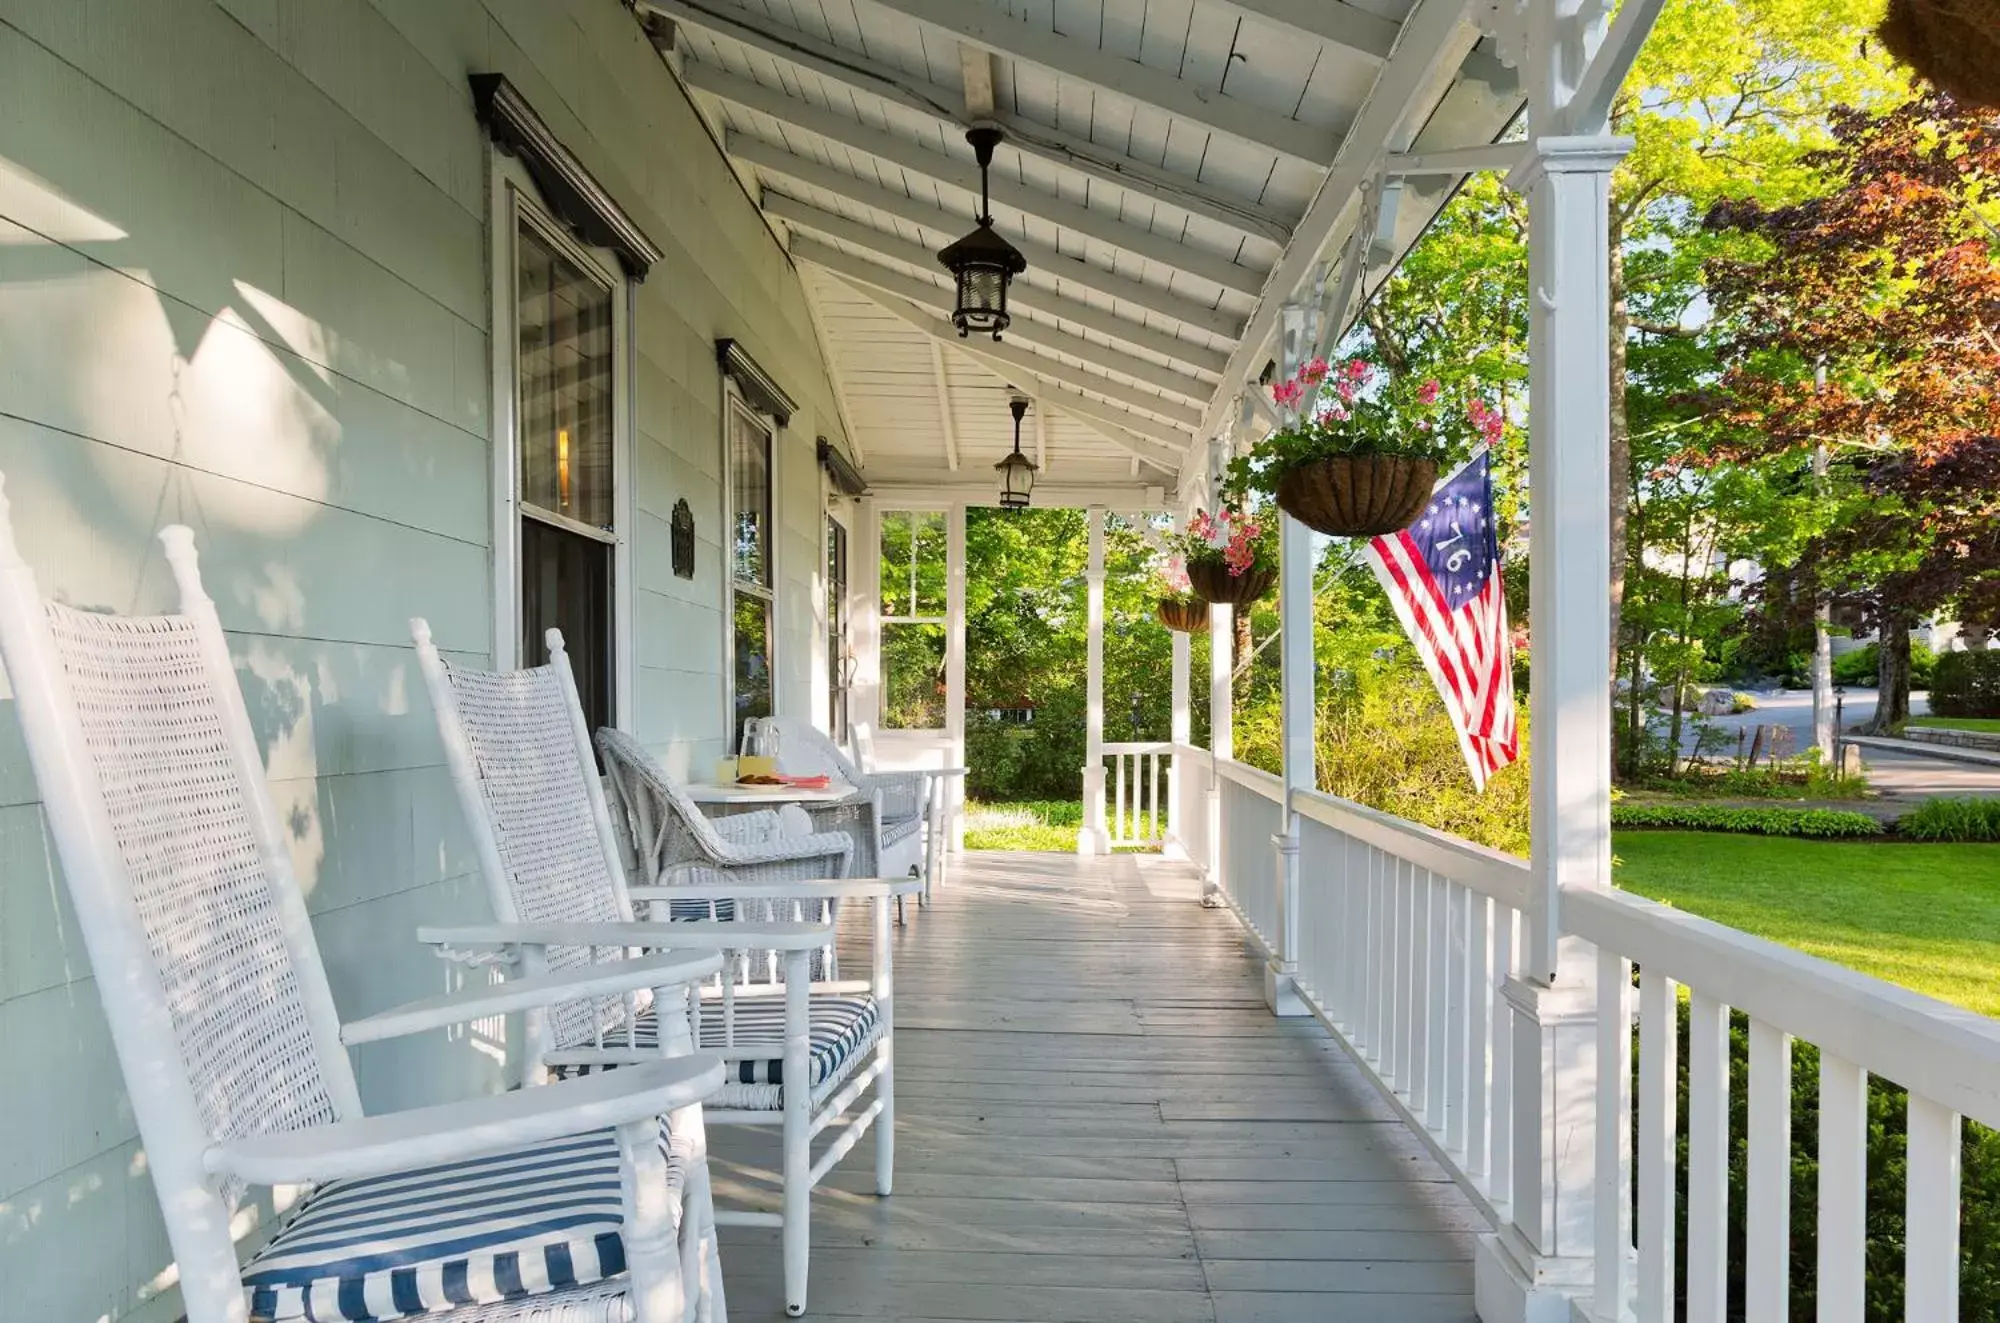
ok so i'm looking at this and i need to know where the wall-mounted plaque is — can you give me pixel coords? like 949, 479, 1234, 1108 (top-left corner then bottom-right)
671, 499, 695, 579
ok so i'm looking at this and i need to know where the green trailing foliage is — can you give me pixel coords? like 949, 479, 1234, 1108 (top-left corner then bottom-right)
1896, 797, 2000, 843
1611, 803, 1882, 837
1931, 651, 2000, 719
1645, 998, 2000, 1321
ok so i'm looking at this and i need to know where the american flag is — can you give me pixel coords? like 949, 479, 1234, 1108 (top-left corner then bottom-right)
1363, 448, 1520, 791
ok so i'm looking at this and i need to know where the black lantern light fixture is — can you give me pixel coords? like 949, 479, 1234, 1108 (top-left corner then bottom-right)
996, 394, 1037, 511
937, 126, 1027, 340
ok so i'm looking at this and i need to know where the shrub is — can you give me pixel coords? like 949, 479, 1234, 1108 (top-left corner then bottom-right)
1646, 999, 2000, 1320
1831, 640, 1939, 689
1610, 804, 1883, 837
1897, 797, 2000, 842
1931, 650, 2000, 718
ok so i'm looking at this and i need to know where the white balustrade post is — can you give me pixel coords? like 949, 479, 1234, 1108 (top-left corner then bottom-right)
946, 501, 968, 852
1204, 595, 1232, 905
1080, 504, 1110, 855
1473, 130, 1632, 1323
1167, 622, 1193, 860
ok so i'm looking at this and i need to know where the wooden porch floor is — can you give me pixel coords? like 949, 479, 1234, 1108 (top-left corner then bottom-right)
707, 851, 1481, 1322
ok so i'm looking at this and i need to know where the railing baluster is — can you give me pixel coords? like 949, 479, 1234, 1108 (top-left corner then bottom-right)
1150, 753, 1161, 845
1426, 872, 1449, 1133
1746, 1017, 1791, 1321
1406, 863, 1428, 1111
1465, 893, 1490, 1181
1443, 881, 1468, 1149
1818, 1052, 1867, 1323
1687, 991, 1729, 1323
1344, 833, 1363, 1036
1115, 753, 1127, 846
1637, 967, 1677, 1323
1363, 845, 1381, 1059
1594, 947, 1632, 1323
1489, 904, 1514, 1204
1906, 1094, 1962, 1323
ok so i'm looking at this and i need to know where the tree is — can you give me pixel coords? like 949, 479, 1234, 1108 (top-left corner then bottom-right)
1608, 0, 1907, 672
1703, 94, 2000, 727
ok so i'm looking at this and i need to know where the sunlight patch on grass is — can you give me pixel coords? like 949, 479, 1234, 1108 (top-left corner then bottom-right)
1614, 831, 2000, 1017
1908, 715, 2000, 734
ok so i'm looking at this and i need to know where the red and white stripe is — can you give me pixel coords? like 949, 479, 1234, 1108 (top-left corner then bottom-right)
1364, 528, 1520, 791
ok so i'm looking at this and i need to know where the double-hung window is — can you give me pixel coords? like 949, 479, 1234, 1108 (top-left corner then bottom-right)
879, 510, 948, 730
502, 194, 627, 737
728, 398, 777, 746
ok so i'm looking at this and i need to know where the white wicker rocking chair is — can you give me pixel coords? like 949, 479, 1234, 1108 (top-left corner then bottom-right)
0, 496, 728, 1323
411, 626, 921, 1318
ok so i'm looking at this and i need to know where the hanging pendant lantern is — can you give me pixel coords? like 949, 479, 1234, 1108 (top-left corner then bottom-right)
996, 395, 1037, 511
938, 126, 1027, 340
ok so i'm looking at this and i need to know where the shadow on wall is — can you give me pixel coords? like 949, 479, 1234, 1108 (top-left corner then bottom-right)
0, 145, 513, 1318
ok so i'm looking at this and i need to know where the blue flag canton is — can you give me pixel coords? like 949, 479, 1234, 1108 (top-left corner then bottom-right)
1410, 452, 1497, 606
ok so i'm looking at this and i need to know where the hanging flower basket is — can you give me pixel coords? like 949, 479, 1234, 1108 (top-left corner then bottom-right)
1186, 559, 1276, 607
1879, 0, 2000, 109
1155, 597, 1210, 633
1274, 453, 1439, 539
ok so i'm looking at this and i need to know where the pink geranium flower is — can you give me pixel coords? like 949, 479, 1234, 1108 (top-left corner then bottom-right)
1418, 378, 1441, 405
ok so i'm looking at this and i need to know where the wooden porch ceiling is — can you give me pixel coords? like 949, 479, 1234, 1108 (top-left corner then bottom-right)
634, 0, 1521, 497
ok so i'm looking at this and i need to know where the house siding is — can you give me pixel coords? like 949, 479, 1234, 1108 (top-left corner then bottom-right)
0, 1, 846, 1316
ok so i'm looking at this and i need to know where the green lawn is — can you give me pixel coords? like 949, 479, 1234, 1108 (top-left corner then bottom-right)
964, 800, 1082, 851
1614, 831, 2000, 1016
1908, 715, 2000, 734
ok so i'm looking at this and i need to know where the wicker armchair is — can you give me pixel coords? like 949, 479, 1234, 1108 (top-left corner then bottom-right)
413, 627, 918, 1318
0, 502, 728, 1323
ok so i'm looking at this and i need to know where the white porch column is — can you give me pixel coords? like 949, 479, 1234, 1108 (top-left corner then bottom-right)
1474, 133, 1632, 1323
1080, 505, 1110, 855
1166, 625, 1192, 860
1204, 596, 1232, 902
946, 501, 968, 852
1266, 508, 1314, 1017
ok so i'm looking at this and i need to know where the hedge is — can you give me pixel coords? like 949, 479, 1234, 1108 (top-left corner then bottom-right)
1610, 803, 1884, 838
1931, 650, 2000, 718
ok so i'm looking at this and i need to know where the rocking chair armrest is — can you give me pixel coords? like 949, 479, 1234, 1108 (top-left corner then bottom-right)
708, 810, 785, 846
629, 876, 925, 904
207, 1054, 725, 1186
416, 919, 836, 954
340, 950, 723, 1046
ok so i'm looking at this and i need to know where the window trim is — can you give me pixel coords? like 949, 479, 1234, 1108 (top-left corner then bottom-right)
489, 155, 634, 719
877, 506, 949, 731
722, 382, 779, 731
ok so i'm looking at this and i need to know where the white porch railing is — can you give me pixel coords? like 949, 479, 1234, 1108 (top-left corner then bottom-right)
1100, 741, 1174, 849
1206, 750, 1996, 1321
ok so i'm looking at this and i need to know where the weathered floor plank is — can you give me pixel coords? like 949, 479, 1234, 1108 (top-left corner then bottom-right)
709, 851, 1480, 1321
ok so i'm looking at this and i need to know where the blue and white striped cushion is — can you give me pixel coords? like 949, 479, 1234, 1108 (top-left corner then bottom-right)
242, 1125, 680, 1321
579, 993, 879, 1093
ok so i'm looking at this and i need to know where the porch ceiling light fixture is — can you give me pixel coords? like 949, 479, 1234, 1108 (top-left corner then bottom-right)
996, 394, 1038, 511
937, 125, 1027, 340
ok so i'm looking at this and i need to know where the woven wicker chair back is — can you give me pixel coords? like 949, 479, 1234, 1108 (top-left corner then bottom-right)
429, 655, 635, 1049
596, 727, 744, 877
40, 602, 340, 1201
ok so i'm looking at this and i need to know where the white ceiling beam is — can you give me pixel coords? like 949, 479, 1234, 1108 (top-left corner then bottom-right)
1385, 143, 1528, 175
960, 45, 996, 118
800, 276, 866, 464
929, 341, 962, 471
791, 236, 1212, 401
870, 481, 1171, 510
832, 279, 1193, 464
1199, 0, 1485, 439
690, 70, 1267, 300
735, 137, 1233, 369
859, 0, 1338, 169
640, 0, 1296, 244
825, 273, 1201, 430
760, 187, 1242, 342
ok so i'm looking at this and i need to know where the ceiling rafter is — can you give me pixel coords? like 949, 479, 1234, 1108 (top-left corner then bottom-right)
759, 187, 1243, 342
1201, 0, 1486, 440
1212, 0, 1516, 87
637, 0, 1297, 244
791, 236, 1214, 402
860, 0, 1338, 168
689, 67, 1266, 299
930, 341, 961, 471
830, 278, 1194, 465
